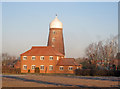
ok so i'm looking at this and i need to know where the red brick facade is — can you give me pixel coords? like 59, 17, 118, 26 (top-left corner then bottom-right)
20, 46, 81, 74
47, 28, 65, 55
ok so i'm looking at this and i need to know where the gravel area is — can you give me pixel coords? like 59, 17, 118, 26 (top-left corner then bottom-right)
2, 74, 119, 87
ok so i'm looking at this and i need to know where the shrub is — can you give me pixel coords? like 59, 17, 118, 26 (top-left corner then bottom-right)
75, 69, 120, 76
28, 69, 30, 73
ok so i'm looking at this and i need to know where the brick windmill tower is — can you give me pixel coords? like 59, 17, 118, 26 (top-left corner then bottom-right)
47, 15, 65, 55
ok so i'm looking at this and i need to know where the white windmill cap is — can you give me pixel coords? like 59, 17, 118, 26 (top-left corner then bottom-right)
50, 14, 63, 28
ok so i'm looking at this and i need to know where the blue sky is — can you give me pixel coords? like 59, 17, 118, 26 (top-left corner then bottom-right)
2, 2, 118, 58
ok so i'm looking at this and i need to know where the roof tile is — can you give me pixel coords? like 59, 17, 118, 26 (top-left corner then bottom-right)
57, 58, 79, 66
20, 46, 64, 56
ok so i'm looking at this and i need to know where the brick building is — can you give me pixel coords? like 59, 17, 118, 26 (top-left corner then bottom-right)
20, 15, 81, 74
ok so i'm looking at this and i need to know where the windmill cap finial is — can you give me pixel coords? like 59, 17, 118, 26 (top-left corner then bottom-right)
50, 14, 63, 28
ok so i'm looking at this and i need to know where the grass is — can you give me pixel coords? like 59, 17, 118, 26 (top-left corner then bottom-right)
2, 73, 75, 77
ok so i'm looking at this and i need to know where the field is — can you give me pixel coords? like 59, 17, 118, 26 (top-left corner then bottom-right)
2, 74, 120, 87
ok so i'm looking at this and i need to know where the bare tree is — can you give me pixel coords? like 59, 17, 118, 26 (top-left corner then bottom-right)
85, 35, 118, 61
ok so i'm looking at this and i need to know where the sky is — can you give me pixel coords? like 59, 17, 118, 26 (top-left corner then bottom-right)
2, 2, 118, 58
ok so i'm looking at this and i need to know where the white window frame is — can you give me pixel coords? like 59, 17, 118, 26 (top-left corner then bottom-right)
31, 65, 36, 70
40, 56, 44, 60
32, 56, 36, 60
52, 38, 55, 42
40, 65, 44, 70
68, 66, 73, 71
23, 65, 27, 70
23, 56, 27, 60
57, 56, 59, 60
49, 65, 53, 70
49, 56, 53, 60
59, 66, 64, 71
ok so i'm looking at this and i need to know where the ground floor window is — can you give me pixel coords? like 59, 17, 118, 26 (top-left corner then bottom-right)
31, 65, 35, 70
23, 65, 27, 70
49, 65, 53, 70
68, 66, 73, 71
40, 65, 44, 70
59, 66, 64, 71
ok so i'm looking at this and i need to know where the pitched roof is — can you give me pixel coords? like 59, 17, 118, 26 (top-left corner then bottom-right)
20, 46, 64, 56
57, 58, 79, 66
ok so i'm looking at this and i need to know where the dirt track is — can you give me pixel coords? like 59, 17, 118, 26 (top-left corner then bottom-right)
2, 74, 119, 87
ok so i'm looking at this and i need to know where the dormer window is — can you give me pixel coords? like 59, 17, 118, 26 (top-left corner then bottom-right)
32, 56, 36, 60
23, 56, 27, 60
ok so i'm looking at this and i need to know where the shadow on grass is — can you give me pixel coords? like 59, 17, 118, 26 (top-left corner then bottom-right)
2, 75, 86, 87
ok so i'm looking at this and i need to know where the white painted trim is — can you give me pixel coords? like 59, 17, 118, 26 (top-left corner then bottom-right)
40, 65, 44, 70
40, 56, 44, 60
23, 65, 27, 70
49, 56, 53, 60
57, 56, 59, 60
49, 65, 53, 70
59, 66, 64, 71
23, 56, 27, 60
31, 56, 36, 60
31, 65, 36, 70
68, 66, 73, 71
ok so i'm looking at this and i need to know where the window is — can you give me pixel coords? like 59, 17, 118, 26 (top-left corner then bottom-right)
52, 38, 55, 42
59, 66, 64, 71
53, 30, 56, 34
31, 65, 35, 70
40, 56, 44, 60
23, 56, 27, 60
49, 65, 53, 70
32, 56, 36, 60
57, 56, 59, 60
68, 66, 73, 71
23, 65, 27, 70
52, 45, 54, 47
49, 56, 53, 60
40, 65, 44, 70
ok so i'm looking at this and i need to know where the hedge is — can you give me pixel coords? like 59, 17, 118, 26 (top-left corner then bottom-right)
75, 69, 120, 77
